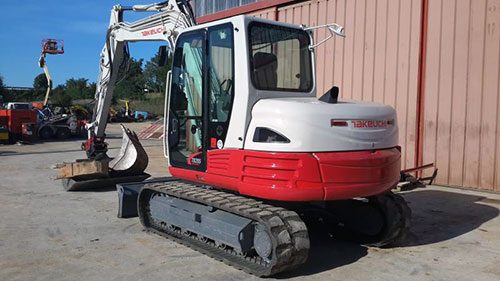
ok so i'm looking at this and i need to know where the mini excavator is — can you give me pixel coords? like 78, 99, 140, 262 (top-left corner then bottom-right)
57, 1, 411, 276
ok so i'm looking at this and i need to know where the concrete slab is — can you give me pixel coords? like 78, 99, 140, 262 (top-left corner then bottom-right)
0, 123, 499, 281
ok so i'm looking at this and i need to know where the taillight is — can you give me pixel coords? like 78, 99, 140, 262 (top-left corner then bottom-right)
330, 120, 348, 127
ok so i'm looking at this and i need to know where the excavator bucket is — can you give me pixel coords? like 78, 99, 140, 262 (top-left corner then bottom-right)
57, 125, 150, 191
109, 125, 149, 175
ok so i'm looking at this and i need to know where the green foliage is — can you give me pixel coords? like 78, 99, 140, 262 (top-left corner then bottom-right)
4, 89, 36, 102
0, 75, 5, 92
65, 78, 94, 99
131, 92, 165, 116
33, 73, 48, 99
0, 75, 5, 103
143, 49, 171, 94
88, 82, 96, 98
0, 74, 47, 103
114, 58, 146, 101
3, 50, 170, 107
50, 85, 73, 107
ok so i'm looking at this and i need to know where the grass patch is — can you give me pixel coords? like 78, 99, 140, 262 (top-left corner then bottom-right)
131, 93, 165, 117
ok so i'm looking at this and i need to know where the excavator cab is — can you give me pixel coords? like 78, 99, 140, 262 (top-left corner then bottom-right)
162, 22, 230, 154
165, 18, 314, 172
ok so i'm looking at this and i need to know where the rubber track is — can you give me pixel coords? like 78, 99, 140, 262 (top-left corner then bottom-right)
322, 191, 411, 248
138, 181, 310, 277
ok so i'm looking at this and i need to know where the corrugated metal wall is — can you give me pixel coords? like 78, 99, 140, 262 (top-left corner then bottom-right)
422, 0, 500, 191
251, 0, 422, 169
250, 7, 277, 19
193, 0, 263, 17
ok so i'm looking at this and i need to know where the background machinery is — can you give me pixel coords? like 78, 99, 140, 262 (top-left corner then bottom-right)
36, 39, 85, 140
38, 39, 64, 106
109, 99, 151, 122
58, 0, 411, 276
0, 105, 37, 143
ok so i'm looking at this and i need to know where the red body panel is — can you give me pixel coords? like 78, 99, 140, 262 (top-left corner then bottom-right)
169, 148, 401, 202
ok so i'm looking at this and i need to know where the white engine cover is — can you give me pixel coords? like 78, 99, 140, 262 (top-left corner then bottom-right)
244, 97, 398, 152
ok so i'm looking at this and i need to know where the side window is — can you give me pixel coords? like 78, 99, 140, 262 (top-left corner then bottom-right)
207, 24, 234, 149
208, 25, 233, 123
168, 32, 205, 169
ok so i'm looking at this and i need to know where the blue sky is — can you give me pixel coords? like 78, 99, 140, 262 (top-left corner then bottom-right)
0, 0, 164, 87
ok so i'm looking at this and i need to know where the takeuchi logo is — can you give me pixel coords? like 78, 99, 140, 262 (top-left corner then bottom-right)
142, 27, 165, 36
351, 120, 394, 128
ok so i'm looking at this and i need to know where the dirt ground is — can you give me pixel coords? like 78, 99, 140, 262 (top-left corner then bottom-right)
0, 122, 499, 281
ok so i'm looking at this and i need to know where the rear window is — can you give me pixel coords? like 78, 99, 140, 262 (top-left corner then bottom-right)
248, 22, 313, 92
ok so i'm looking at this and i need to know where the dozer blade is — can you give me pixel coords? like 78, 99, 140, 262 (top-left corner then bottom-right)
109, 125, 149, 176
61, 173, 150, 192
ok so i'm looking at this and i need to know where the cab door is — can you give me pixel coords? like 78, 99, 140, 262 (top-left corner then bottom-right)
167, 24, 235, 171
168, 30, 207, 171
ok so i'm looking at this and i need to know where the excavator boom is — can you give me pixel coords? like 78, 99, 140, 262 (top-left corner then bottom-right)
85, 0, 195, 159
58, 1, 195, 189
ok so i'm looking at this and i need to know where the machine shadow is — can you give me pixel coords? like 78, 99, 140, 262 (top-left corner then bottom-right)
70, 186, 118, 192
275, 228, 368, 278
33, 134, 121, 145
399, 189, 499, 247
279, 189, 499, 277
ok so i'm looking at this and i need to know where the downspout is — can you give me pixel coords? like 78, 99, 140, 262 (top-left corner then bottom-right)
415, 0, 429, 173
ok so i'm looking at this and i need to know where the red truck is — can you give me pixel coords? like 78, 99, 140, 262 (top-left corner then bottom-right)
0, 108, 37, 143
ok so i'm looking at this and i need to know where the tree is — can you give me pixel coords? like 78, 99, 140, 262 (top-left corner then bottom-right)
0, 75, 5, 104
143, 49, 171, 93
0, 75, 38, 102
33, 73, 49, 99
88, 82, 96, 98
0, 75, 4, 92
50, 85, 72, 107
114, 58, 146, 100
65, 78, 94, 99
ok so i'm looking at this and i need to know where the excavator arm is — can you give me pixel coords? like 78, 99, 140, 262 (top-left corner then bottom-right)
84, 0, 195, 159
58, 1, 195, 190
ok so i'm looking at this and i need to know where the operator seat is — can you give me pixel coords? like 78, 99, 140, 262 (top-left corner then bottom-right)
252, 52, 278, 89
